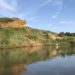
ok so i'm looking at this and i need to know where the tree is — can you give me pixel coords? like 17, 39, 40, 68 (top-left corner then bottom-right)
65, 32, 72, 36
58, 32, 65, 37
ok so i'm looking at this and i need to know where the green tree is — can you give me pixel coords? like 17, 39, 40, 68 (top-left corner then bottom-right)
58, 32, 65, 37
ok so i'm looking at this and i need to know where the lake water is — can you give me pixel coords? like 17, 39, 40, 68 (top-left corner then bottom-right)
0, 46, 75, 75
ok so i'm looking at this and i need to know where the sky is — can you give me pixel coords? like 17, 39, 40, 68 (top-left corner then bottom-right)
0, 0, 75, 32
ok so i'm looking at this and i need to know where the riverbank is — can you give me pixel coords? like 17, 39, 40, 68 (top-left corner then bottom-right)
0, 27, 57, 48
0, 44, 53, 49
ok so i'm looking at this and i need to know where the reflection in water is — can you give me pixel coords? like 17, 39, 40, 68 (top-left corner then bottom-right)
0, 46, 75, 75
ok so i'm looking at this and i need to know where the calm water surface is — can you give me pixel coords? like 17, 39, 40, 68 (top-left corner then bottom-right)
0, 46, 75, 75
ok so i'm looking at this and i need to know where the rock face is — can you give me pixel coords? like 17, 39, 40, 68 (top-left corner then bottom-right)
0, 18, 26, 28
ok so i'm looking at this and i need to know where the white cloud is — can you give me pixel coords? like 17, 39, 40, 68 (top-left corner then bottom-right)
52, 11, 60, 19
0, 0, 18, 11
52, 0, 63, 19
31, 0, 64, 19
0, 0, 64, 21
52, 15, 57, 19
39, 0, 52, 7
59, 21, 73, 24
52, 0, 63, 7
38, 0, 63, 9
0, 0, 18, 16
18, 0, 53, 21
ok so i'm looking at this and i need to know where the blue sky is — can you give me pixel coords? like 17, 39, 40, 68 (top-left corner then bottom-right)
0, 0, 75, 32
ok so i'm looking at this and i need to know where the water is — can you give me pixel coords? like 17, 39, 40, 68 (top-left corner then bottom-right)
0, 46, 75, 75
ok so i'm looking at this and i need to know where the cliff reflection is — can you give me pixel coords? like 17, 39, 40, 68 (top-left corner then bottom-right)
0, 46, 75, 75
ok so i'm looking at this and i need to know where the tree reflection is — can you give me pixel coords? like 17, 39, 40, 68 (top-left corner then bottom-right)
0, 46, 75, 75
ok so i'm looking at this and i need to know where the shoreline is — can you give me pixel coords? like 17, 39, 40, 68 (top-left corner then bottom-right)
0, 44, 52, 49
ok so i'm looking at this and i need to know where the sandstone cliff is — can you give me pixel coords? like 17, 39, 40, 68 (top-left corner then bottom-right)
0, 18, 26, 28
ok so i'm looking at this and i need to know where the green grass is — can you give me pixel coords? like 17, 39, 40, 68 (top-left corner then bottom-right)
0, 27, 56, 48
0, 17, 14, 23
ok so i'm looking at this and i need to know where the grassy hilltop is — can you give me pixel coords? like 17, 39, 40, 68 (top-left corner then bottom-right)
0, 17, 60, 48
0, 27, 58, 48
0, 17, 75, 48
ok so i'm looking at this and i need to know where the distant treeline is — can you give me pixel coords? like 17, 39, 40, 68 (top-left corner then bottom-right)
59, 32, 75, 37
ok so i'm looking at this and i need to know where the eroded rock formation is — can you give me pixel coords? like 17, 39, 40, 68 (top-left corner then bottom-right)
0, 18, 26, 28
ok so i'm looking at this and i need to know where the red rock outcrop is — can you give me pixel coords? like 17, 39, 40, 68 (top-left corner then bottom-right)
0, 18, 26, 28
